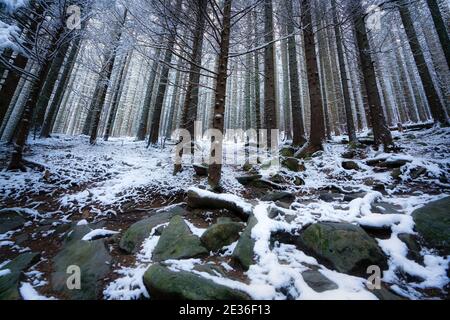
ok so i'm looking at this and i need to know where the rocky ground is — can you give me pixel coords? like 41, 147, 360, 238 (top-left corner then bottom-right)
0, 126, 449, 300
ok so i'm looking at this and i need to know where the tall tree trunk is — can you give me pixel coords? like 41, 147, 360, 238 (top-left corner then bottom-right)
331, 0, 357, 143
426, 0, 450, 69
208, 0, 232, 189
40, 40, 81, 138
8, 26, 65, 171
252, 9, 262, 134
353, 1, 393, 147
263, 0, 278, 149
135, 46, 162, 141
103, 51, 131, 141
286, 0, 306, 146
148, 0, 183, 145
398, 3, 448, 125
300, 0, 325, 153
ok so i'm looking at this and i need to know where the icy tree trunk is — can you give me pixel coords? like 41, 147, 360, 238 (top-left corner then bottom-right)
148, 0, 183, 145
104, 51, 131, 141
40, 40, 81, 138
286, 0, 305, 146
8, 25, 65, 171
301, 0, 325, 153
135, 46, 162, 141
263, 0, 278, 149
398, 4, 448, 125
353, 1, 393, 147
331, 0, 357, 143
426, 0, 450, 69
208, 0, 232, 190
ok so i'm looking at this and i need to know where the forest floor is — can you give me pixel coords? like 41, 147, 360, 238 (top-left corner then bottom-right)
0, 126, 449, 300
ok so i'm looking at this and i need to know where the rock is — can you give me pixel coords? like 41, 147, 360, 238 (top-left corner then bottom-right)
342, 161, 359, 170
301, 270, 338, 293
143, 264, 250, 300
193, 164, 208, 176
232, 216, 258, 270
267, 206, 296, 223
343, 192, 367, 202
236, 175, 262, 186
200, 219, 243, 251
280, 146, 295, 157
296, 222, 388, 277
0, 252, 40, 300
51, 238, 111, 300
193, 264, 227, 277
409, 166, 427, 180
412, 197, 450, 255
119, 205, 187, 253
382, 158, 412, 168
152, 216, 208, 261
398, 234, 423, 264
371, 202, 402, 215
282, 157, 304, 172
0, 209, 26, 233
269, 173, 287, 184
370, 284, 404, 300
242, 162, 253, 172
391, 167, 402, 180
318, 192, 342, 203
293, 176, 305, 186
261, 191, 295, 204
342, 150, 356, 159
187, 187, 253, 219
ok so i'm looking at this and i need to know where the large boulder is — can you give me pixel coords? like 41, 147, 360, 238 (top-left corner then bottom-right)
152, 216, 208, 261
119, 205, 187, 253
233, 216, 258, 270
0, 252, 40, 300
200, 218, 244, 251
143, 264, 250, 300
412, 197, 450, 255
0, 209, 27, 234
296, 222, 388, 277
51, 232, 111, 300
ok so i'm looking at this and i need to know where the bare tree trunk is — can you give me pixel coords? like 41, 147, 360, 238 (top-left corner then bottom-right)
426, 0, 450, 69
331, 0, 357, 143
300, 0, 325, 154
208, 0, 232, 189
398, 3, 448, 125
263, 0, 278, 150
353, 1, 393, 147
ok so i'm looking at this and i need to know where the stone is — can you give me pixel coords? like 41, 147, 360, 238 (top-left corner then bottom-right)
282, 157, 305, 172
398, 233, 423, 264
51, 238, 111, 300
0, 209, 26, 234
187, 188, 252, 219
261, 191, 295, 204
412, 197, 450, 255
193, 164, 208, 176
391, 168, 402, 180
0, 252, 40, 300
293, 176, 305, 186
200, 220, 244, 251
296, 222, 388, 277
342, 161, 359, 170
233, 216, 258, 270
236, 175, 262, 186
119, 205, 187, 253
371, 202, 402, 215
280, 146, 295, 157
301, 270, 338, 293
343, 192, 367, 202
143, 264, 250, 300
152, 216, 208, 261
342, 150, 356, 159
318, 192, 342, 203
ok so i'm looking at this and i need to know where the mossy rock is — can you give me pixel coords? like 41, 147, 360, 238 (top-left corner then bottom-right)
200, 219, 244, 251
143, 264, 250, 300
233, 216, 258, 270
412, 197, 450, 255
152, 216, 208, 261
297, 222, 388, 277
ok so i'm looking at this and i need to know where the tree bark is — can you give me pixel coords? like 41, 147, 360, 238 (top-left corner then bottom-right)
426, 0, 450, 69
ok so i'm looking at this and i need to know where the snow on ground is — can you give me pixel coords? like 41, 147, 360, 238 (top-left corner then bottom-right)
1, 127, 449, 300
